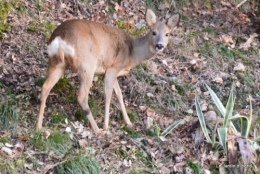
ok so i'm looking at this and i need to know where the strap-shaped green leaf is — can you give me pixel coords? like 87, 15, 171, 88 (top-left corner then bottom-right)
195, 96, 212, 143
161, 119, 184, 137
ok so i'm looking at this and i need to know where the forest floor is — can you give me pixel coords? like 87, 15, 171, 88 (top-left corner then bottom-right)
0, 0, 260, 173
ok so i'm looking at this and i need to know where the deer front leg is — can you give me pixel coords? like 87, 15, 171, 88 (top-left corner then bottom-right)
113, 79, 132, 127
104, 68, 118, 130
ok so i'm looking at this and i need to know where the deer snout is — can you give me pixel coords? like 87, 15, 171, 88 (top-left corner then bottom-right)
155, 43, 164, 50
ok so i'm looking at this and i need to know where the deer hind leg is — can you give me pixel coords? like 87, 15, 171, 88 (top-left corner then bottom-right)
37, 60, 65, 130
77, 69, 100, 134
113, 79, 132, 126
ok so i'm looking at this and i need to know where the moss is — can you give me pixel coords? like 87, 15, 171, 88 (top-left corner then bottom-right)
28, 20, 57, 39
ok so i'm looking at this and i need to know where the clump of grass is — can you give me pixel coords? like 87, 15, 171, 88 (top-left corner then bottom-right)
32, 131, 73, 156
0, 102, 18, 130
0, 160, 18, 174
130, 168, 149, 174
121, 126, 141, 138
54, 153, 102, 174
46, 131, 73, 156
187, 159, 203, 174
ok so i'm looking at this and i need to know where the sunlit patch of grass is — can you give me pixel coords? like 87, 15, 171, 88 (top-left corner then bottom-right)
0, 1, 27, 39
0, 1, 12, 39
27, 20, 57, 39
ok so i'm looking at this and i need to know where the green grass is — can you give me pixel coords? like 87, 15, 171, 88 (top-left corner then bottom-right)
0, 1, 27, 39
121, 126, 141, 138
0, 1, 12, 39
0, 102, 19, 130
187, 159, 203, 174
31, 131, 73, 156
55, 152, 102, 174
27, 20, 57, 39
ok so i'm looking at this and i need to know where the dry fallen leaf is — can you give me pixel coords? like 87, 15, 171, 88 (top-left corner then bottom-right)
65, 127, 71, 133
146, 117, 154, 129
200, 100, 208, 111
234, 62, 245, 72
1, 147, 13, 156
43, 130, 51, 139
221, 35, 234, 45
147, 93, 154, 98
139, 105, 147, 111
239, 33, 258, 50
78, 139, 88, 148
171, 85, 176, 91
212, 77, 223, 84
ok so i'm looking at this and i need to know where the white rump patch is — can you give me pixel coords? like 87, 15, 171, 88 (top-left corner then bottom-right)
47, 37, 75, 57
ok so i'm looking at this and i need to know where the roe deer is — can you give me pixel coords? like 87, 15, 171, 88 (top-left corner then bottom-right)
37, 9, 180, 134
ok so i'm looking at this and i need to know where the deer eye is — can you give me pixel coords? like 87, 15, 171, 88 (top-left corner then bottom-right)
152, 31, 157, 36
165, 33, 169, 37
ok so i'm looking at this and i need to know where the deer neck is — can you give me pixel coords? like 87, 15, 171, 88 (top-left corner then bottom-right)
131, 33, 156, 66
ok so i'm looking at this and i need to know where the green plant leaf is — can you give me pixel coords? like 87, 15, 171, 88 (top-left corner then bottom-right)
161, 119, 183, 137
217, 127, 227, 153
205, 84, 237, 133
205, 84, 226, 116
211, 121, 219, 147
195, 96, 212, 143
240, 117, 248, 138
223, 86, 235, 127
247, 99, 253, 138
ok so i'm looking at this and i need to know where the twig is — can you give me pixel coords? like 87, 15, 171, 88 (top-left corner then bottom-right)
236, 0, 248, 8
43, 159, 67, 174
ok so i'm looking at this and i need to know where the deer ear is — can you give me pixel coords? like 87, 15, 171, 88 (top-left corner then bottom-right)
167, 13, 180, 30
146, 9, 157, 26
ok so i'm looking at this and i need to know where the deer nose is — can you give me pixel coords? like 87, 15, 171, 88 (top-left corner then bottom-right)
156, 44, 164, 50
